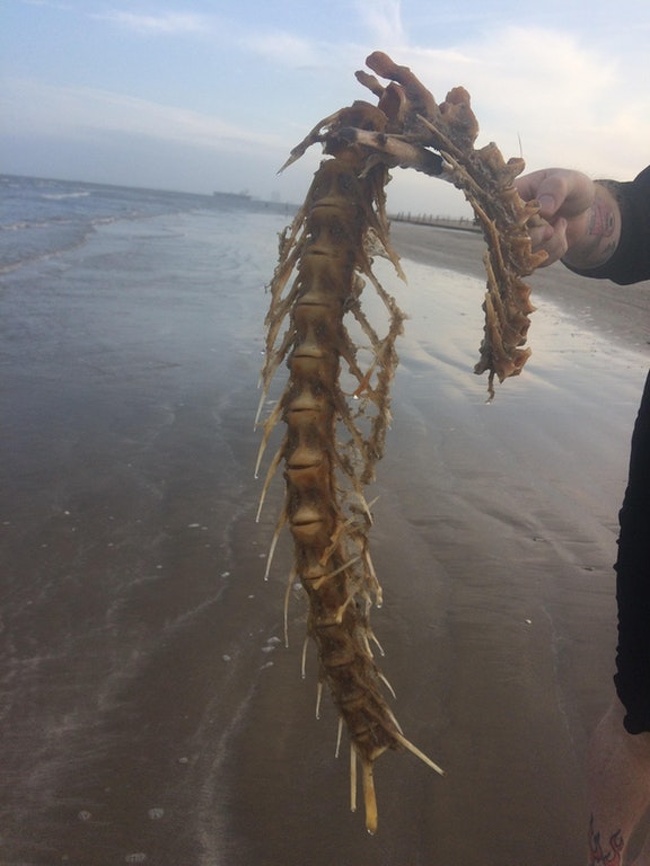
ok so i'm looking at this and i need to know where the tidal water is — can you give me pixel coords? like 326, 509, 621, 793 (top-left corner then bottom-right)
1, 176, 292, 864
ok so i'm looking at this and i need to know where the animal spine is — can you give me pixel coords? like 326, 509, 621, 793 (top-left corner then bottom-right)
257, 107, 443, 834
257, 52, 545, 832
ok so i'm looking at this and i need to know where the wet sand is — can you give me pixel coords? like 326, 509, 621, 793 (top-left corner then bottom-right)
2, 215, 649, 865
392, 220, 650, 352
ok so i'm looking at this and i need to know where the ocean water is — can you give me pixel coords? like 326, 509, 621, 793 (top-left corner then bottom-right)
0, 174, 291, 274
1, 174, 647, 865
0, 175, 296, 865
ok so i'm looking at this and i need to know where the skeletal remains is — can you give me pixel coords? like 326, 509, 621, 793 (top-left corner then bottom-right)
256, 52, 547, 833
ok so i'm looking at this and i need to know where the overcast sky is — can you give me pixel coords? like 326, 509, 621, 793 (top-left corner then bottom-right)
2, 0, 650, 216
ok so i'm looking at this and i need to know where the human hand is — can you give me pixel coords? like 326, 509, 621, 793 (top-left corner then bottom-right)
515, 168, 598, 266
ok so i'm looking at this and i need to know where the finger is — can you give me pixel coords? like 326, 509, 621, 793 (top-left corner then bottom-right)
514, 169, 564, 214
536, 192, 560, 220
516, 170, 578, 218
539, 217, 569, 266
529, 175, 574, 219
528, 220, 554, 251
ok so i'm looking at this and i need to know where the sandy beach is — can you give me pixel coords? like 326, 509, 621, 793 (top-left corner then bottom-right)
2, 212, 649, 865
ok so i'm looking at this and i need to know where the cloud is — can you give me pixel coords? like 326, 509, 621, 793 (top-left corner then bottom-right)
356, 0, 407, 47
21, 0, 71, 8
248, 21, 650, 211
390, 25, 649, 181
4, 13, 649, 213
93, 9, 211, 36
240, 30, 320, 68
1, 79, 283, 154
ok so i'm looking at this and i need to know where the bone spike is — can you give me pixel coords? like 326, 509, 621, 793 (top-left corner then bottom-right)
350, 746, 357, 814
378, 672, 396, 700
394, 731, 446, 777
368, 629, 385, 657
254, 400, 283, 479
363, 549, 383, 606
355, 493, 378, 524
361, 759, 378, 835
383, 703, 404, 736
283, 567, 296, 648
301, 637, 309, 680
278, 109, 344, 172
255, 445, 284, 521
263, 511, 287, 581
335, 716, 344, 758
308, 556, 360, 591
253, 387, 268, 430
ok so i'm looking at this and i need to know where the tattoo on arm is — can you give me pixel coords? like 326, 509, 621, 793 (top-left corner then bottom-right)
562, 182, 621, 270
588, 813, 624, 866
585, 187, 619, 264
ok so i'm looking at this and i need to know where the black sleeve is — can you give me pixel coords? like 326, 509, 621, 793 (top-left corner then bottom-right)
566, 165, 650, 286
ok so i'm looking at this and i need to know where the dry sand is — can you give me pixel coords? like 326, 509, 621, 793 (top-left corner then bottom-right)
2, 216, 650, 865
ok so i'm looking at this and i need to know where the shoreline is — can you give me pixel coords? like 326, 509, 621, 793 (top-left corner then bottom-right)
390, 214, 481, 234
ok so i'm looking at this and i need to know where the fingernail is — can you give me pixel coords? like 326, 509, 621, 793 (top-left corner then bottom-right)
537, 194, 555, 216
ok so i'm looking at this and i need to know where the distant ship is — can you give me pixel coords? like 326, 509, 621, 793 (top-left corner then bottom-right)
212, 190, 252, 202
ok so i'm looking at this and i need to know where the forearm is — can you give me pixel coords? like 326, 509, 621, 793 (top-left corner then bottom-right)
561, 181, 622, 271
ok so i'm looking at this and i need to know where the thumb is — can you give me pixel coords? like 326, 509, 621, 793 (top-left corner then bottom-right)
536, 193, 558, 220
